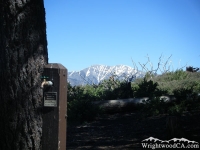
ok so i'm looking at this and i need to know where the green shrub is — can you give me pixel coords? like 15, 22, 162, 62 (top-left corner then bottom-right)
67, 70, 200, 120
168, 97, 200, 115
155, 69, 188, 82
133, 78, 167, 98
167, 99, 188, 115
112, 81, 133, 99
154, 71, 200, 95
67, 83, 103, 124
173, 88, 193, 101
67, 99, 102, 124
140, 97, 170, 117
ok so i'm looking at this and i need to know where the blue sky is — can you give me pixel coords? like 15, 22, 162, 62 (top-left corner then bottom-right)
44, 0, 200, 72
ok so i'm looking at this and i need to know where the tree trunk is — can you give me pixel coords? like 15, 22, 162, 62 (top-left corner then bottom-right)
0, 0, 48, 149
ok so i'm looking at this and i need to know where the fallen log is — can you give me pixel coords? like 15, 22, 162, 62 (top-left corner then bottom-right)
92, 96, 176, 113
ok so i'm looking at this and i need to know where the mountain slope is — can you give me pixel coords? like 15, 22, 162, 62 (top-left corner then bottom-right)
68, 65, 144, 86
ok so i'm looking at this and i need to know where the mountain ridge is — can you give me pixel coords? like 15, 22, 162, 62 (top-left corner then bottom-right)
68, 64, 145, 86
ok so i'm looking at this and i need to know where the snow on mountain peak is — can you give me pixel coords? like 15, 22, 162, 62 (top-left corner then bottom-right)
68, 64, 144, 86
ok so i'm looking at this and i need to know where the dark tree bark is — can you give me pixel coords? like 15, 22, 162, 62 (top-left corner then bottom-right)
0, 0, 48, 149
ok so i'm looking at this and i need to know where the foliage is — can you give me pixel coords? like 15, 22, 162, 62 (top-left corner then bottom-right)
173, 87, 194, 101
130, 71, 200, 117
67, 99, 101, 124
153, 71, 200, 94
140, 97, 168, 116
67, 79, 133, 123
67, 70, 200, 123
67, 83, 102, 124
168, 97, 200, 115
161, 69, 189, 81
133, 77, 167, 98
140, 95, 200, 117
141, 90, 200, 117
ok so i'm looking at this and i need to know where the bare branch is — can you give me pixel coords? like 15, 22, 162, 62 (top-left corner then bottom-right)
163, 54, 172, 73
131, 57, 138, 72
79, 73, 96, 86
138, 61, 149, 73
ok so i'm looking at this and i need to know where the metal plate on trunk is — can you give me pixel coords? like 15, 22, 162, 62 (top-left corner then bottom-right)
44, 92, 57, 107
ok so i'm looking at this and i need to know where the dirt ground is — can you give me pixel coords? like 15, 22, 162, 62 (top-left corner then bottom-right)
67, 111, 200, 150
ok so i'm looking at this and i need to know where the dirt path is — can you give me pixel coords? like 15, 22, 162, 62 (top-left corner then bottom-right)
67, 112, 200, 150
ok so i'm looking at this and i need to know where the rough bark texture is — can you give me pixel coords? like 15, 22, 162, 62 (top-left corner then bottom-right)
0, 0, 48, 149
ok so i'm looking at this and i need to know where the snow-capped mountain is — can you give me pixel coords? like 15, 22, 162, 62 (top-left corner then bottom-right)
68, 65, 145, 86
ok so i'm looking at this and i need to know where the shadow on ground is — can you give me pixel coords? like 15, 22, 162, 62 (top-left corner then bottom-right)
67, 111, 200, 150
